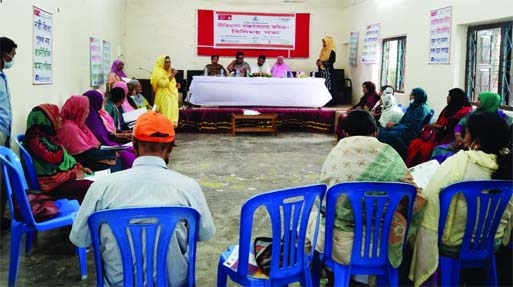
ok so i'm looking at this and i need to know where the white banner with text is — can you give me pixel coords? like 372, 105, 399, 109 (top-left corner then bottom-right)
214, 11, 295, 50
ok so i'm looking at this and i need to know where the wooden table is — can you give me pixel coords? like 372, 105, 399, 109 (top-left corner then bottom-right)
231, 114, 277, 136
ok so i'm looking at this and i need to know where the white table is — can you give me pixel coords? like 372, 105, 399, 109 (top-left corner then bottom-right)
188, 76, 332, 107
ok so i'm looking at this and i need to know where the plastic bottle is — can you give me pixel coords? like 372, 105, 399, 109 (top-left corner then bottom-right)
220, 69, 225, 77
235, 69, 240, 77
204, 68, 208, 76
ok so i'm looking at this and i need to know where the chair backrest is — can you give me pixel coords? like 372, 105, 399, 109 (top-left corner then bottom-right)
87, 207, 200, 287
0, 146, 38, 226
438, 180, 513, 262
324, 182, 417, 268
14, 134, 40, 190
422, 108, 435, 126
236, 184, 326, 280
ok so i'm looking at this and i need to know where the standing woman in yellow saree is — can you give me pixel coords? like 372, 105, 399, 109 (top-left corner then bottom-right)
150, 55, 179, 126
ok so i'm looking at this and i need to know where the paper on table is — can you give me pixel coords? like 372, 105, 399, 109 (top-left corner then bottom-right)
84, 169, 111, 181
408, 159, 440, 190
242, 109, 261, 116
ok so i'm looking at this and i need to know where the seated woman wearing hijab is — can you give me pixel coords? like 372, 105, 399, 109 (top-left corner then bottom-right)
378, 87, 431, 160
83, 89, 135, 169
432, 91, 512, 163
307, 110, 426, 285
104, 87, 128, 132
351, 81, 380, 111
57, 95, 122, 172
270, 56, 290, 78
406, 88, 472, 167
409, 112, 513, 287
112, 80, 134, 115
24, 104, 93, 203
377, 89, 404, 127
127, 79, 152, 110
106, 59, 126, 92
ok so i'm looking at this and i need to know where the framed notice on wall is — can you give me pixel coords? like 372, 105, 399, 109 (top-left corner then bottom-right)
349, 32, 359, 67
361, 23, 380, 64
102, 41, 111, 83
33, 6, 53, 84
428, 6, 452, 64
89, 37, 103, 86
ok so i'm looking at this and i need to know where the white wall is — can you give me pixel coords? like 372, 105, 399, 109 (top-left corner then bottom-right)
0, 0, 124, 137
124, 0, 347, 79
339, 0, 513, 114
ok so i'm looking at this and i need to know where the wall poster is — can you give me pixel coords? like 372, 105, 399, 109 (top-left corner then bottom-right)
33, 6, 53, 84
361, 23, 380, 64
429, 6, 452, 64
89, 37, 103, 86
349, 31, 359, 67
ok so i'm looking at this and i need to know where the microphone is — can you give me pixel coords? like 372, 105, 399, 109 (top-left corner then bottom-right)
138, 67, 152, 74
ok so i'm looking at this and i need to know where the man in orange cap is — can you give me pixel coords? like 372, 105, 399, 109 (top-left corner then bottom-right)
70, 112, 215, 286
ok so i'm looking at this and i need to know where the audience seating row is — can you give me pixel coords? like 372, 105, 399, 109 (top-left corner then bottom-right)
1, 139, 511, 286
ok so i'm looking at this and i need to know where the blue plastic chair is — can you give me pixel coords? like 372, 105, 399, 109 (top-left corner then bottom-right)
87, 207, 200, 287
217, 184, 326, 287
424, 108, 435, 125
438, 180, 513, 286
0, 147, 87, 287
318, 182, 417, 286
14, 134, 40, 190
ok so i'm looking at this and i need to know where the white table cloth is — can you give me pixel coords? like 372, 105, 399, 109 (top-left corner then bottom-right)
188, 76, 331, 107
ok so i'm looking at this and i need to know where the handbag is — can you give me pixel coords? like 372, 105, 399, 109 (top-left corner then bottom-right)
419, 126, 437, 142
14, 190, 60, 222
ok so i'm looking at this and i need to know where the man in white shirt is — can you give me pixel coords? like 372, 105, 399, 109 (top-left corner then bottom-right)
250, 54, 271, 75
70, 111, 216, 286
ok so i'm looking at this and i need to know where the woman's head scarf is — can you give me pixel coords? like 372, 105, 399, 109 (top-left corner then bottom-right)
110, 59, 127, 78
150, 55, 171, 88
410, 87, 428, 106
319, 36, 335, 61
477, 91, 501, 113
58, 95, 99, 155
444, 88, 470, 117
271, 56, 290, 78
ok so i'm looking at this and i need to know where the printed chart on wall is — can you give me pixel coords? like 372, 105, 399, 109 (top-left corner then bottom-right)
33, 6, 53, 84
361, 23, 380, 64
102, 41, 111, 83
214, 11, 295, 49
349, 32, 359, 67
90, 37, 103, 86
429, 6, 452, 64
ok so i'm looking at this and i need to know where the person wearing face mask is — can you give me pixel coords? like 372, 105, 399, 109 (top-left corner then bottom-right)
0, 37, 17, 148
70, 112, 216, 287
378, 87, 431, 159
0, 37, 17, 230
409, 112, 513, 287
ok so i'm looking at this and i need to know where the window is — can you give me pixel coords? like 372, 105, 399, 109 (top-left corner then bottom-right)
380, 36, 406, 93
465, 21, 512, 107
